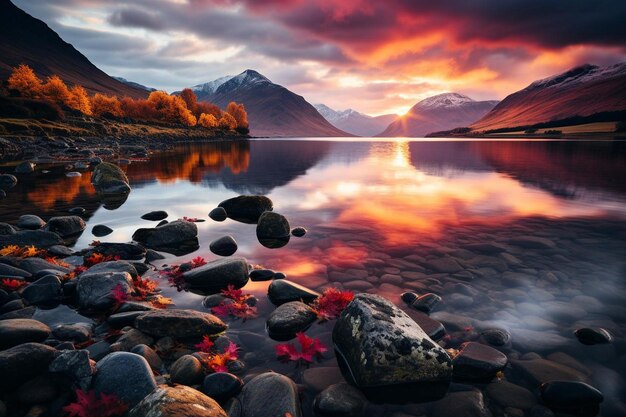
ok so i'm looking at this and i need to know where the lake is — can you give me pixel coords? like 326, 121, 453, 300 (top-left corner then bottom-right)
1, 138, 626, 416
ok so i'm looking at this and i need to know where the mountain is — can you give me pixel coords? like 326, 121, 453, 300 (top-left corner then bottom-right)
113, 77, 155, 92
189, 70, 350, 137
378, 93, 499, 137
314, 104, 397, 136
0, 0, 147, 98
471, 63, 626, 132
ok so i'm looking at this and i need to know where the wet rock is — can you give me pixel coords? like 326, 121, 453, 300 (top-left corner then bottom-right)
291, 227, 307, 237
19, 257, 70, 275
49, 349, 96, 383
17, 374, 58, 404
84, 260, 138, 279
141, 210, 168, 221
129, 385, 227, 417
45, 216, 86, 237
228, 372, 300, 417
92, 352, 157, 407
183, 257, 249, 294
87, 242, 146, 260
0, 230, 63, 248
86, 341, 111, 362
130, 344, 162, 372
66, 171, 81, 177
0, 174, 17, 188
401, 291, 418, 304
257, 211, 290, 248
202, 372, 243, 403
412, 293, 442, 313
333, 293, 452, 402
209, 235, 238, 256
425, 257, 463, 273
540, 381, 603, 415
132, 220, 198, 255
17, 214, 46, 230
0, 343, 57, 390
91, 162, 131, 194
452, 342, 508, 380
507, 236, 556, 249
431, 390, 491, 417
405, 310, 447, 341
32, 304, 94, 328
511, 359, 586, 386
21, 275, 62, 306
145, 249, 165, 263
15, 161, 35, 173
0, 263, 31, 278
209, 207, 228, 222
0, 318, 51, 349
69, 207, 86, 215
486, 380, 536, 410
110, 328, 154, 352
52, 323, 92, 343
47, 245, 74, 257
76, 271, 133, 310
574, 327, 613, 345
91, 224, 113, 237
480, 328, 511, 346
314, 383, 366, 417
135, 309, 227, 338
249, 269, 275, 281
0, 222, 16, 235
203, 294, 227, 308
108, 311, 147, 328
267, 279, 320, 306
267, 301, 317, 340
218, 195, 273, 224
170, 354, 204, 385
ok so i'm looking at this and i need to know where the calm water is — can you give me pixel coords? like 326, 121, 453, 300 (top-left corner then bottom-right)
2, 139, 626, 416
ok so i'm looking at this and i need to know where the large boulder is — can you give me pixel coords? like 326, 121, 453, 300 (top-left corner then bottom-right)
183, 258, 249, 295
0, 318, 51, 349
44, 216, 86, 238
132, 220, 198, 255
128, 385, 227, 417
76, 271, 134, 310
256, 212, 290, 248
218, 195, 273, 224
135, 309, 227, 338
91, 162, 131, 194
227, 372, 301, 417
333, 293, 452, 402
92, 352, 157, 407
0, 343, 57, 390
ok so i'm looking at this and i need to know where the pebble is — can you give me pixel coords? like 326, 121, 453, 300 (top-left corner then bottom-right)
412, 293, 442, 313
209, 235, 238, 256
267, 279, 320, 306
92, 224, 113, 237
170, 354, 204, 385
202, 372, 243, 402
92, 352, 157, 407
266, 301, 317, 340
452, 342, 508, 380
208, 207, 228, 222
291, 227, 307, 237
574, 327, 613, 345
134, 309, 227, 338
540, 380, 603, 411
141, 210, 168, 221
249, 269, 275, 281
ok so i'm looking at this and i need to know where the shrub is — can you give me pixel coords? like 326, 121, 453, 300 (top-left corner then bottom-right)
7, 64, 42, 98
198, 113, 218, 128
90, 93, 123, 118
226, 101, 248, 129
218, 112, 237, 130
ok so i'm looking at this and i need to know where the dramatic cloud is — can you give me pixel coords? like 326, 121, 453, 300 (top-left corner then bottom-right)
12, 0, 626, 115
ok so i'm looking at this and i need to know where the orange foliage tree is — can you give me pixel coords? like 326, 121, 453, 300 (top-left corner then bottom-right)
42, 75, 71, 104
90, 93, 123, 117
147, 91, 196, 126
67, 85, 92, 115
226, 102, 248, 129
218, 112, 237, 130
197, 102, 222, 119
198, 113, 218, 128
7, 64, 42, 98
180, 88, 198, 115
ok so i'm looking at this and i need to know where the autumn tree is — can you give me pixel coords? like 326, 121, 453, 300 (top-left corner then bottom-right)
180, 88, 198, 115
218, 112, 237, 130
198, 113, 218, 128
67, 85, 92, 115
147, 91, 196, 126
7, 64, 42, 98
197, 102, 222, 118
226, 102, 248, 129
90, 93, 123, 117
42, 75, 71, 105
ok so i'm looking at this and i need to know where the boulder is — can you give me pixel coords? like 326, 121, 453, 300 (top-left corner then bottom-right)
0, 343, 57, 390
76, 271, 134, 310
209, 235, 238, 256
0, 230, 63, 248
452, 342, 508, 380
92, 352, 157, 407
170, 355, 204, 385
44, 216, 86, 237
21, 275, 62, 306
18, 257, 70, 275
135, 309, 227, 338
128, 385, 227, 417
0, 318, 51, 349
86, 242, 146, 260
0, 263, 31, 278
132, 220, 198, 255
49, 349, 96, 382
332, 293, 452, 402
91, 162, 131, 194
267, 279, 320, 306
218, 195, 273, 224
183, 258, 249, 294
17, 214, 46, 230
266, 301, 317, 340
257, 211, 290, 240
201, 372, 243, 403
84, 260, 138, 279
227, 372, 301, 417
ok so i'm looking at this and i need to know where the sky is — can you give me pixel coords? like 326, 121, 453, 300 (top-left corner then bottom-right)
13, 0, 626, 116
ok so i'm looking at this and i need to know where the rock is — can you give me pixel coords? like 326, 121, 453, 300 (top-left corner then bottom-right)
92, 224, 113, 237
302, 367, 345, 392
202, 372, 243, 403
87, 242, 146, 260
141, 210, 168, 221
132, 220, 198, 255
84, 260, 138, 279
77, 271, 133, 310
574, 327, 613, 345
0, 222, 16, 235
66, 171, 81, 177
507, 236, 556, 249
128, 385, 227, 417
170, 354, 204, 385
19, 257, 70, 275
431, 390, 491, 417
510, 328, 569, 352
333, 293, 452, 402
52, 323, 92, 342
405, 310, 447, 341
183, 258, 249, 294
411, 293, 442, 313
15, 161, 35, 173
110, 328, 154, 352
91, 162, 131, 194
401, 292, 418, 304
17, 214, 46, 230
44, 216, 86, 237
228, 372, 300, 417
145, 249, 165, 263
314, 383, 366, 417
209, 235, 238, 256
449, 293, 473, 308
511, 359, 586, 386
209, 207, 228, 222
0, 230, 63, 248
86, 341, 111, 361
266, 301, 318, 340
135, 309, 227, 338
69, 207, 86, 215
425, 257, 463, 273
0, 174, 18, 188
130, 344, 162, 372
0, 263, 32, 278
108, 311, 147, 328
452, 342, 508, 380
17, 374, 58, 404
540, 381, 603, 414
47, 245, 74, 256
480, 328, 511, 346
0, 343, 57, 390
32, 304, 94, 328
203, 294, 227, 308
267, 279, 320, 306
291, 227, 307, 237
0, 318, 51, 349
486, 380, 536, 410
49, 349, 96, 381
92, 352, 157, 407
256, 211, 290, 248
21, 275, 62, 306
249, 269, 275, 281
218, 195, 273, 224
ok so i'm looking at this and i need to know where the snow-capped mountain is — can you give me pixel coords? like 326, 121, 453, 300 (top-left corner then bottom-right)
378, 93, 499, 137
190, 70, 350, 137
471, 63, 626, 131
314, 104, 397, 136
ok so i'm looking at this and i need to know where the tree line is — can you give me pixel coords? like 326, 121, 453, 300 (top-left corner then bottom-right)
4, 65, 248, 132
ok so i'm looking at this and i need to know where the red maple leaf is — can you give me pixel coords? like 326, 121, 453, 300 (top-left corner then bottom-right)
191, 256, 207, 267
199, 341, 240, 373
194, 335, 214, 353
132, 276, 158, 297
63, 389, 128, 417
275, 332, 327, 364
1, 278, 27, 291
312, 288, 353, 321
110, 284, 128, 305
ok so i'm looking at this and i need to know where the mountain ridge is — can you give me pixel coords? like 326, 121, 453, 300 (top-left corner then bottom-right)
314, 104, 397, 136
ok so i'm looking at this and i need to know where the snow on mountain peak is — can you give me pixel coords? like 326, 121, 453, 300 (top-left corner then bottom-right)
526, 62, 626, 91
417, 92, 474, 108
191, 69, 272, 94
191, 75, 233, 94
314, 104, 366, 122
